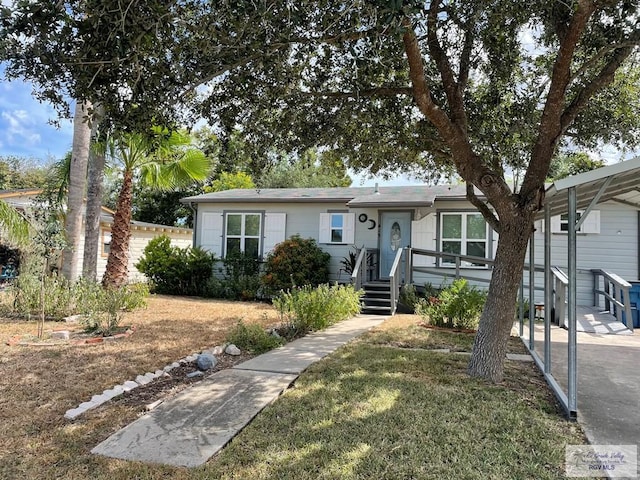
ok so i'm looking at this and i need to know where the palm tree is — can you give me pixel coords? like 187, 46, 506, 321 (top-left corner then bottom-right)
60, 101, 93, 282
102, 127, 210, 288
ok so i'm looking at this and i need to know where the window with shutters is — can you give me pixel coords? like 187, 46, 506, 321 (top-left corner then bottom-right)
319, 212, 355, 244
549, 210, 600, 234
225, 213, 261, 257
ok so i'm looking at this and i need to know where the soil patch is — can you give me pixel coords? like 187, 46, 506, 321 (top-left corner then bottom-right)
114, 352, 255, 410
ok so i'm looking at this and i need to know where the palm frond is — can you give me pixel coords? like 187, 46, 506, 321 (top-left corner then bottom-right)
0, 200, 32, 246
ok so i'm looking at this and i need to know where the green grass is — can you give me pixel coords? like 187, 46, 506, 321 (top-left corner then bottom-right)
198, 335, 585, 479
362, 324, 476, 351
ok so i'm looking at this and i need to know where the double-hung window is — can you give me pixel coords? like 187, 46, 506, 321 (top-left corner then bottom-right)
440, 213, 488, 267
330, 214, 344, 243
225, 213, 261, 257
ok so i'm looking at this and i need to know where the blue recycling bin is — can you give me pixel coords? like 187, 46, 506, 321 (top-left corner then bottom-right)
622, 282, 640, 328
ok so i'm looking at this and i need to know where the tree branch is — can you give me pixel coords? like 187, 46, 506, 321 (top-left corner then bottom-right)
466, 183, 501, 233
561, 34, 640, 130
458, 22, 474, 91
523, 0, 597, 196
401, 20, 455, 137
426, 0, 468, 132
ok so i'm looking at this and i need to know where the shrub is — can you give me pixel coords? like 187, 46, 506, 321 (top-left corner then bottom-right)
11, 273, 73, 319
415, 279, 487, 330
398, 283, 442, 314
262, 235, 330, 295
273, 283, 362, 334
217, 251, 262, 300
225, 320, 284, 353
6, 276, 148, 332
135, 235, 215, 296
81, 284, 148, 336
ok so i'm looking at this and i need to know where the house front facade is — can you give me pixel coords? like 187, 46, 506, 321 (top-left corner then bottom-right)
182, 182, 639, 311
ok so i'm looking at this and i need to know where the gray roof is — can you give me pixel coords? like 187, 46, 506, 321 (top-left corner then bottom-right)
99, 212, 192, 232
181, 184, 472, 207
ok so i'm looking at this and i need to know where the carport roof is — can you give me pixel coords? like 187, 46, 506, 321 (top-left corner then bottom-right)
540, 156, 640, 219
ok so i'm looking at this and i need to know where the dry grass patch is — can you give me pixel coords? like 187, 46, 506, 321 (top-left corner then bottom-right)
0, 295, 278, 480
363, 314, 527, 354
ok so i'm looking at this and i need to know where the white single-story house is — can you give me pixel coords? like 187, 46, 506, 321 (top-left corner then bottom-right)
181, 176, 640, 314
0, 189, 192, 282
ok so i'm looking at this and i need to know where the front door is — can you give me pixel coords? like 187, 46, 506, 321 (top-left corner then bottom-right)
380, 211, 412, 279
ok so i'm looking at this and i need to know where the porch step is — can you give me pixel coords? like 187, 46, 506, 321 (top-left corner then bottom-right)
361, 280, 393, 315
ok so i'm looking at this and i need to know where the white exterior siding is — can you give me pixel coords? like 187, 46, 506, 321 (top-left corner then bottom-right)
533, 201, 638, 306
195, 202, 381, 282
78, 223, 192, 283
191, 196, 639, 304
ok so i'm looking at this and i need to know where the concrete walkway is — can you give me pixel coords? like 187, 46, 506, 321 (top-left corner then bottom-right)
91, 315, 386, 468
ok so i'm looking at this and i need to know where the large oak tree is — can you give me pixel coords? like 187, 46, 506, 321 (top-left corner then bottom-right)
190, 0, 640, 382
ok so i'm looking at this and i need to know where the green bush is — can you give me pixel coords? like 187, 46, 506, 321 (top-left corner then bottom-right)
262, 235, 330, 295
6, 276, 148, 333
273, 283, 362, 334
415, 279, 487, 330
135, 235, 215, 296
398, 283, 442, 313
225, 320, 284, 353
11, 273, 72, 319
216, 251, 262, 300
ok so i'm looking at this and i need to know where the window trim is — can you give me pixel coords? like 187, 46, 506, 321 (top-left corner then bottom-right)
222, 211, 264, 258
437, 211, 490, 269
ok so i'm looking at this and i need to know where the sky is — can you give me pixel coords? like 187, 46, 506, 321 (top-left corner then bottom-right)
0, 73, 74, 162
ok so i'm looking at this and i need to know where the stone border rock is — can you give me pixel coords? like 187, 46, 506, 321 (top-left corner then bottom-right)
63, 343, 241, 420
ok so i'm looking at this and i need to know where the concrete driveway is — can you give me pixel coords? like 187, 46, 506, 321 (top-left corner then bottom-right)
528, 325, 640, 448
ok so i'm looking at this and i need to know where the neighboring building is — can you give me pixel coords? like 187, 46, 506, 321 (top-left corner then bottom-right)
94, 207, 192, 282
0, 189, 192, 282
181, 177, 639, 312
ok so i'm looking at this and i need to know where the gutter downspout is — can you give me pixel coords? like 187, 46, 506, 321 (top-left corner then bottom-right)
187, 202, 198, 246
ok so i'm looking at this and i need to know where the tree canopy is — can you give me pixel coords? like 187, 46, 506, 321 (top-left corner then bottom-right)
1, 1, 199, 131
0, 156, 50, 190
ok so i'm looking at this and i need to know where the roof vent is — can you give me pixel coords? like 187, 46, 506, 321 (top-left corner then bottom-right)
374, 183, 380, 194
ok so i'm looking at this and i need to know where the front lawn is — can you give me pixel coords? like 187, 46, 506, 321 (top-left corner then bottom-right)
0, 299, 586, 479
202, 322, 585, 479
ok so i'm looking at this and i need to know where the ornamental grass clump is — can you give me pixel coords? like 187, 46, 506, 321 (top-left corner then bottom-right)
225, 320, 284, 354
273, 283, 362, 334
415, 278, 487, 330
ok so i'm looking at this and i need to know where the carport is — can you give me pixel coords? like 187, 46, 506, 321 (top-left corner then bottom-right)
521, 156, 640, 419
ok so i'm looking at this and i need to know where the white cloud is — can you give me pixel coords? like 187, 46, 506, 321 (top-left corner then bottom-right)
0, 68, 73, 160
1, 109, 42, 145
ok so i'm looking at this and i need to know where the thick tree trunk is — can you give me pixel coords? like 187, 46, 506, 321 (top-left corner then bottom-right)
467, 212, 534, 382
102, 170, 134, 289
82, 147, 105, 280
61, 101, 91, 282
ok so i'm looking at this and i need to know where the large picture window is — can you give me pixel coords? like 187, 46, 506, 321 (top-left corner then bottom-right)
225, 213, 261, 257
440, 213, 487, 267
